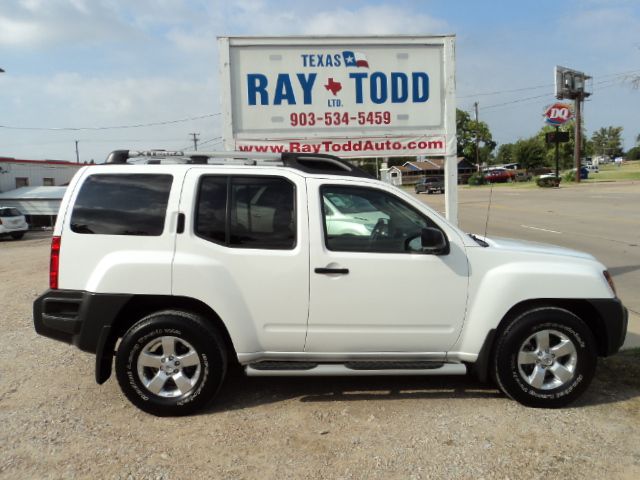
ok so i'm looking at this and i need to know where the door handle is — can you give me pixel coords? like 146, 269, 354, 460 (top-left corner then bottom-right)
177, 213, 185, 234
314, 267, 349, 275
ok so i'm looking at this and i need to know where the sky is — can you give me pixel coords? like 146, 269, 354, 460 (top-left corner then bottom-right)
0, 0, 639, 162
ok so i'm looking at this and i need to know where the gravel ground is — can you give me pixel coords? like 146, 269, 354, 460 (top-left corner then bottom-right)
1, 234, 639, 480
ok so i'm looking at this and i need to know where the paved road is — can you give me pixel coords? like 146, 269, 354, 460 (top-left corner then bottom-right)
414, 180, 640, 348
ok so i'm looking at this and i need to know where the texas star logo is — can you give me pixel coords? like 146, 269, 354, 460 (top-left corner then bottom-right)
324, 78, 342, 96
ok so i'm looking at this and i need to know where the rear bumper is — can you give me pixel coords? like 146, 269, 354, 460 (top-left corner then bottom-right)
33, 289, 132, 353
0, 225, 28, 234
588, 298, 628, 355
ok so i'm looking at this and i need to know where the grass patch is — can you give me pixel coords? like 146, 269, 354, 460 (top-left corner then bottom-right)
586, 160, 640, 182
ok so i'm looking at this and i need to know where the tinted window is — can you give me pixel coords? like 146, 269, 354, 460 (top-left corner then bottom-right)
321, 186, 437, 253
195, 176, 295, 250
70, 174, 172, 236
0, 208, 22, 217
195, 176, 227, 244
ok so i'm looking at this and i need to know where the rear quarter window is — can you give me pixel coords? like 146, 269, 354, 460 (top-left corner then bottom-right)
70, 174, 173, 236
0, 208, 22, 217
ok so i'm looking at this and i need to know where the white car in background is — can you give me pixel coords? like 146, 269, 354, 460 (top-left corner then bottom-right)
0, 207, 28, 240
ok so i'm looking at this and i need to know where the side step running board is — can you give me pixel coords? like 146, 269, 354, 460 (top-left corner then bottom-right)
245, 362, 467, 377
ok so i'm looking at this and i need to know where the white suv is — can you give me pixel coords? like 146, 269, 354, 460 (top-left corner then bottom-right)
33, 150, 627, 416
0, 207, 28, 240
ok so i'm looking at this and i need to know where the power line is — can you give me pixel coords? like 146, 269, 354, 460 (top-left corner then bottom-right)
482, 93, 552, 110
458, 84, 551, 99
178, 136, 222, 151
479, 77, 629, 111
0, 113, 220, 131
457, 68, 640, 99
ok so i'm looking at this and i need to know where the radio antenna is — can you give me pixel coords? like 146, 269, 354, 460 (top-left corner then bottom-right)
483, 183, 494, 239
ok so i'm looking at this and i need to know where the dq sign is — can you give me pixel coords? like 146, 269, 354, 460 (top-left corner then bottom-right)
544, 102, 573, 126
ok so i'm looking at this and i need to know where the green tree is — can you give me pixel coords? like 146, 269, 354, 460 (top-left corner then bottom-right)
591, 126, 624, 158
513, 137, 546, 171
626, 146, 640, 160
456, 109, 496, 165
495, 143, 516, 165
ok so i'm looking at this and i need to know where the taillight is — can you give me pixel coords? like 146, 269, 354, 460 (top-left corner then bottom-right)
50, 236, 61, 289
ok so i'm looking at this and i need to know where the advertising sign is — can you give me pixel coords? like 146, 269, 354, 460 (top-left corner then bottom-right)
219, 36, 456, 158
543, 102, 573, 126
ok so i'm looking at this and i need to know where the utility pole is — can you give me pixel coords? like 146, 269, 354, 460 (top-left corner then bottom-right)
474, 101, 480, 171
189, 133, 200, 151
574, 95, 582, 183
75, 140, 80, 163
555, 66, 590, 183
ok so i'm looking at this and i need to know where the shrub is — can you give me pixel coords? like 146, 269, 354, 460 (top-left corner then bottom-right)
562, 170, 576, 182
467, 172, 486, 186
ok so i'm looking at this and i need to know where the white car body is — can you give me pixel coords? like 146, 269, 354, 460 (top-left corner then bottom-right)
51, 163, 616, 362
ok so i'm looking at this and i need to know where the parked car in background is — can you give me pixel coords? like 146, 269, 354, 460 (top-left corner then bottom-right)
0, 207, 28, 240
575, 167, 589, 180
414, 177, 445, 194
484, 168, 515, 183
537, 174, 561, 188
514, 170, 532, 182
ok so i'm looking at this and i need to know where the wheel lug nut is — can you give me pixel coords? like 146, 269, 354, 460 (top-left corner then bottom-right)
175, 361, 180, 366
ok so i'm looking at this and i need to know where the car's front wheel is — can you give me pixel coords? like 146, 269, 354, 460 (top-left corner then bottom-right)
115, 310, 227, 416
493, 307, 597, 408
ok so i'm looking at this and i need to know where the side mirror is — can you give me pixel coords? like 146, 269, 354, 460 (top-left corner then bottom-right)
420, 227, 449, 255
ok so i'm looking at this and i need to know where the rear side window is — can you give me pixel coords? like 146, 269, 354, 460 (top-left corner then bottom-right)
196, 175, 296, 250
70, 174, 173, 236
0, 208, 22, 217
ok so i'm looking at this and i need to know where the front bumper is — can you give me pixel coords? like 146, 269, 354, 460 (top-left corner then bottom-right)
33, 289, 132, 353
588, 298, 628, 355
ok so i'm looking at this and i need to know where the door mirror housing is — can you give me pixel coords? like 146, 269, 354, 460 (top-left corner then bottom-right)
420, 227, 449, 255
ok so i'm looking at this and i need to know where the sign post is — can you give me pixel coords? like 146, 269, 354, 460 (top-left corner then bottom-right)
218, 35, 458, 223
544, 102, 572, 186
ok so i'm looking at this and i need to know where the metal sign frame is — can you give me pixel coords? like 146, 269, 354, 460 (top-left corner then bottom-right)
218, 35, 459, 223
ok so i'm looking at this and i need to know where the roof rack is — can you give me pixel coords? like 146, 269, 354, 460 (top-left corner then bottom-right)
104, 150, 374, 178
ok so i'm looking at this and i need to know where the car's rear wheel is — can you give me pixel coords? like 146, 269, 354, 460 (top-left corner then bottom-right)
115, 310, 227, 416
493, 307, 597, 408
11, 232, 24, 240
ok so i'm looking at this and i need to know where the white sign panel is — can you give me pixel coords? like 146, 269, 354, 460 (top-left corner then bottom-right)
219, 36, 456, 158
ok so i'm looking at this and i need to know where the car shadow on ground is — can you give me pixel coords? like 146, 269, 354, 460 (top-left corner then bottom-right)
202, 350, 640, 414
204, 373, 502, 414
577, 349, 640, 409
609, 265, 640, 276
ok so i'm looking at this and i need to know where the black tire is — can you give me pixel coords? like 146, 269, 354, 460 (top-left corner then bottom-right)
11, 232, 24, 240
493, 307, 596, 408
115, 310, 227, 416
